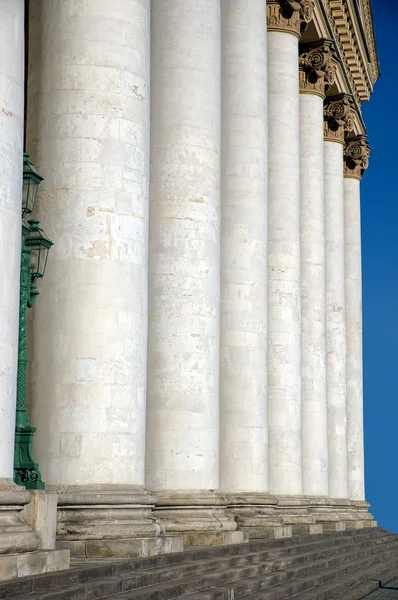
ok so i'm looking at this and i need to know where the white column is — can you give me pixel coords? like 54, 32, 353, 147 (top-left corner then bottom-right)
324, 134, 348, 499
299, 42, 334, 498
26, 0, 150, 487
267, 24, 302, 496
344, 136, 369, 502
146, 0, 221, 491
219, 0, 268, 493
344, 176, 364, 501
0, 0, 24, 479
300, 94, 328, 497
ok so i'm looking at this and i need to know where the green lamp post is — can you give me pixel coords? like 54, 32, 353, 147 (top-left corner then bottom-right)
14, 155, 53, 490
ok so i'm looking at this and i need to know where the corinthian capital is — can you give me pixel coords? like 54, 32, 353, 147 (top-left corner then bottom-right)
299, 40, 336, 98
324, 94, 355, 143
344, 136, 371, 180
267, 0, 314, 37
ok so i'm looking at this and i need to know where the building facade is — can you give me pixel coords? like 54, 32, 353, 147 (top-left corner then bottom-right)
0, 0, 379, 560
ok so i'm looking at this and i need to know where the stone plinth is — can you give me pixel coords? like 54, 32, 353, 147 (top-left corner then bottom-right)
0, 481, 69, 582
274, 496, 323, 535
54, 485, 183, 558
306, 497, 376, 531
153, 491, 247, 547
0, 480, 39, 555
226, 493, 292, 540
0, 549, 69, 582
21, 490, 57, 549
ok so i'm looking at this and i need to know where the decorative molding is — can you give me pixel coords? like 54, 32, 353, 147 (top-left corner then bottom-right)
361, 0, 379, 81
324, 94, 355, 143
267, 0, 315, 37
320, 0, 379, 104
320, 0, 360, 106
299, 40, 336, 98
343, 135, 371, 179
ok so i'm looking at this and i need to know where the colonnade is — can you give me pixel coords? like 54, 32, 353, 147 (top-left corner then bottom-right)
0, 0, 372, 553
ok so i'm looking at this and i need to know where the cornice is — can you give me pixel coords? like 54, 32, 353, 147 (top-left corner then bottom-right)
361, 0, 379, 80
315, 0, 379, 106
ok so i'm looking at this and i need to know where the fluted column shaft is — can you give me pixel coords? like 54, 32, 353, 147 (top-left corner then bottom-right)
324, 139, 348, 498
299, 42, 333, 497
324, 99, 352, 498
0, 0, 24, 478
344, 136, 369, 501
146, 0, 221, 491
219, 0, 268, 493
267, 6, 307, 495
26, 0, 150, 486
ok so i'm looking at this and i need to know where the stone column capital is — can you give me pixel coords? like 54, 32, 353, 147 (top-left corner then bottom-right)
343, 135, 371, 180
267, 0, 314, 37
299, 40, 336, 98
324, 94, 355, 143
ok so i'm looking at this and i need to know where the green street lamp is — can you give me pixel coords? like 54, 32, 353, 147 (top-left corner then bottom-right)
22, 153, 43, 217
14, 157, 53, 490
22, 153, 43, 245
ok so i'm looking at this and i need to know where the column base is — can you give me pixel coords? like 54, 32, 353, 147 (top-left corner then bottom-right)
308, 497, 376, 530
0, 479, 40, 554
153, 490, 248, 547
274, 495, 322, 533
53, 484, 184, 558
225, 492, 292, 540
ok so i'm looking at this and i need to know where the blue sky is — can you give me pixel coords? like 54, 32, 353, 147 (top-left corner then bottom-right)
361, 0, 397, 532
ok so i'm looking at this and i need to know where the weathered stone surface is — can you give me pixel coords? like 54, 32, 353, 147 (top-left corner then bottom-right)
57, 536, 183, 559
0, 480, 40, 555
0, 549, 69, 582
55, 485, 164, 542
153, 491, 245, 546
0, 1, 24, 482
21, 490, 57, 549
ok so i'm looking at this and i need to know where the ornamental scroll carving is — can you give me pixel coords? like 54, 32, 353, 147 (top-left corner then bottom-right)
267, 0, 314, 37
343, 136, 371, 180
324, 94, 355, 143
299, 40, 336, 98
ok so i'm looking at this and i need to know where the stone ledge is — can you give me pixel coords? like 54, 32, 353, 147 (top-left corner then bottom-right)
292, 523, 323, 535
0, 549, 69, 582
56, 536, 183, 559
242, 525, 293, 540
182, 530, 247, 547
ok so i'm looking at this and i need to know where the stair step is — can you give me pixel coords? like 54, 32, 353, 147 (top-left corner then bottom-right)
175, 544, 398, 600
0, 529, 396, 600
287, 560, 398, 600
0, 529, 387, 600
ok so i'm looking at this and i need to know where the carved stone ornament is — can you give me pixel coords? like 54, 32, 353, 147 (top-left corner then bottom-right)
299, 40, 336, 98
267, 0, 315, 37
343, 135, 371, 180
324, 94, 355, 143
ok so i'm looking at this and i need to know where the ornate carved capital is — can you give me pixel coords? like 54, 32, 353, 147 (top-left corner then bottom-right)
324, 94, 355, 143
343, 136, 371, 180
299, 40, 336, 98
267, 0, 314, 37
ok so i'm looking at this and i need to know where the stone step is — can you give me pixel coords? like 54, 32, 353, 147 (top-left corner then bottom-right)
0, 528, 386, 599
175, 539, 398, 600
0, 529, 395, 600
285, 561, 398, 600
216, 546, 398, 600
10, 536, 398, 600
